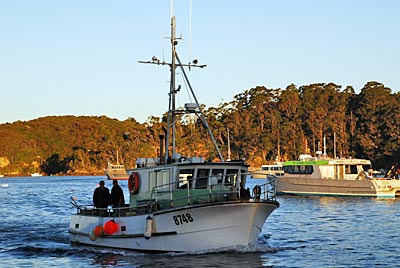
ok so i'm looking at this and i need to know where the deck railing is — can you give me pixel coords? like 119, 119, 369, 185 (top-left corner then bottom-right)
73, 172, 276, 216
147, 172, 277, 212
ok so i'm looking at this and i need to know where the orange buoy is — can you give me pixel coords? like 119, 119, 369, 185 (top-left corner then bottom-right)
93, 225, 104, 237
90, 225, 104, 241
103, 220, 118, 235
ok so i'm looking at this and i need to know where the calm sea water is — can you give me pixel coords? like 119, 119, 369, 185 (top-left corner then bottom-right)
0, 176, 398, 268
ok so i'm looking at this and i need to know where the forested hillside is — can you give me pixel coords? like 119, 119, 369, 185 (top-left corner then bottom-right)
1, 81, 399, 176
0, 116, 156, 175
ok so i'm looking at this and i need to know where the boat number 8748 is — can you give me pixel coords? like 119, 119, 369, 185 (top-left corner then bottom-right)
173, 213, 194, 225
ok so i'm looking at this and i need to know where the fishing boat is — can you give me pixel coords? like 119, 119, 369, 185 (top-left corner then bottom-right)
69, 15, 279, 252
252, 163, 284, 179
105, 162, 128, 180
105, 151, 128, 180
275, 153, 400, 198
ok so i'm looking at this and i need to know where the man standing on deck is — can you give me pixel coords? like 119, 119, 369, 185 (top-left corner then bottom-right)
111, 179, 125, 207
93, 180, 111, 208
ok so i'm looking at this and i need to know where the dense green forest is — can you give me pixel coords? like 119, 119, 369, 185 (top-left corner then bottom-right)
1, 81, 399, 176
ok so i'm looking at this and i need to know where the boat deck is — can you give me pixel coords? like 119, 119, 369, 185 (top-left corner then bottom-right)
73, 179, 277, 217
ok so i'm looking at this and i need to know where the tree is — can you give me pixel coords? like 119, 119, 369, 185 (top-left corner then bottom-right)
351, 81, 394, 165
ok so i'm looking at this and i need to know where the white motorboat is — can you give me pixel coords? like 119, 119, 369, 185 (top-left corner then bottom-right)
276, 154, 400, 198
69, 15, 279, 252
104, 162, 128, 180
105, 150, 128, 180
252, 163, 284, 179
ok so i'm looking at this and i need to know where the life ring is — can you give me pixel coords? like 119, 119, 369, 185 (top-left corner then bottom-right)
128, 172, 140, 194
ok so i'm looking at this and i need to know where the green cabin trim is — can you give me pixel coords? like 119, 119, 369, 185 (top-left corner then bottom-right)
283, 160, 329, 166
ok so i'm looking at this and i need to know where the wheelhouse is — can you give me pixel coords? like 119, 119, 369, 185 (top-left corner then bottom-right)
131, 159, 249, 194
125, 158, 259, 210
282, 159, 372, 180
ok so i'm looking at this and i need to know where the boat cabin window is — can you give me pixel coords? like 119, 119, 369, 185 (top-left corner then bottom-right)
195, 168, 224, 189
345, 165, 358, 174
211, 169, 224, 184
149, 169, 170, 191
178, 169, 194, 189
284, 165, 313, 174
225, 169, 239, 186
179, 168, 244, 189
195, 169, 210, 189
194, 168, 227, 189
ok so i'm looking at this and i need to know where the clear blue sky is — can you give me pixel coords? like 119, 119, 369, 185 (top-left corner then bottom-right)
1, 1, 399, 124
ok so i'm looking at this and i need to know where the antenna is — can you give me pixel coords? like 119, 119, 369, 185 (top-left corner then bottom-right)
138, 16, 224, 162
160, 26, 165, 62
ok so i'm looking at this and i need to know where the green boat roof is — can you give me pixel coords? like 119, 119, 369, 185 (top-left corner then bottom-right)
283, 160, 329, 166
283, 158, 371, 166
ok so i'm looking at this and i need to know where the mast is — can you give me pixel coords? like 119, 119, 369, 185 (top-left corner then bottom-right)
227, 128, 231, 161
166, 16, 177, 164
334, 132, 336, 159
139, 16, 224, 163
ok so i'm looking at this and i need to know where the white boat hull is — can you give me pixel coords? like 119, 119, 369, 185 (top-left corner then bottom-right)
69, 201, 278, 252
277, 177, 400, 198
105, 166, 128, 180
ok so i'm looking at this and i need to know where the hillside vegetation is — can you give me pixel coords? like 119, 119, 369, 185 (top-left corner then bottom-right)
1, 81, 399, 176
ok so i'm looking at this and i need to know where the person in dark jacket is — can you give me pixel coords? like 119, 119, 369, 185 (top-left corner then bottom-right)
111, 180, 125, 207
93, 180, 111, 208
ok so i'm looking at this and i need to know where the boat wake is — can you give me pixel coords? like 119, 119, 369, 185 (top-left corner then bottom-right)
2, 236, 283, 258
1, 240, 299, 268
4, 244, 76, 257
3, 243, 136, 258
0, 230, 291, 259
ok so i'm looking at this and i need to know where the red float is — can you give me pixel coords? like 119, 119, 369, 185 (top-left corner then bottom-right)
93, 225, 104, 237
103, 220, 118, 235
